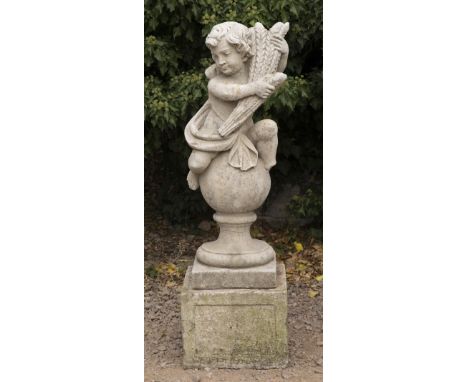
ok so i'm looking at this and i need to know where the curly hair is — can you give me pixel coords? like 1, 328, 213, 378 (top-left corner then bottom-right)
206, 22, 253, 61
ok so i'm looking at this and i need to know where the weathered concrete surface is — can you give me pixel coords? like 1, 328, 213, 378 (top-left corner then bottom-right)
191, 257, 277, 289
181, 263, 288, 369
195, 211, 275, 269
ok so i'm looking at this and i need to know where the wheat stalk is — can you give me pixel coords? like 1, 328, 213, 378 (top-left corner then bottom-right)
218, 22, 289, 137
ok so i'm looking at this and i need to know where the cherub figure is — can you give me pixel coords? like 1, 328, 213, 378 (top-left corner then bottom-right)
185, 21, 289, 190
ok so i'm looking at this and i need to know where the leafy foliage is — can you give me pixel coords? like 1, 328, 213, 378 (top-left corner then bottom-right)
145, 0, 322, 224
288, 186, 322, 223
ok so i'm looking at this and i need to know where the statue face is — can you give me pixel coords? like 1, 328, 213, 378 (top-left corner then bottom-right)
211, 38, 245, 76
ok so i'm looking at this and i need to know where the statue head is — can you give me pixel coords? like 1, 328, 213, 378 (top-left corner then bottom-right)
206, 22, 253, 76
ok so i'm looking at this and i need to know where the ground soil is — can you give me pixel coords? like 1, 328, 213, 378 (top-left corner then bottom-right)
144, 216, 322, 382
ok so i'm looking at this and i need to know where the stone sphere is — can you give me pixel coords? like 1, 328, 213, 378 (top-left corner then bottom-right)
199, 152, 271, 213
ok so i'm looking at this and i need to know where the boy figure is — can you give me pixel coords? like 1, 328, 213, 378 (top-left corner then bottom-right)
185, 21, 289, 190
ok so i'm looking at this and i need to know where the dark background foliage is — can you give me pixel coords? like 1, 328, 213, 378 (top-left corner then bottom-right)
144, 0, 322, 227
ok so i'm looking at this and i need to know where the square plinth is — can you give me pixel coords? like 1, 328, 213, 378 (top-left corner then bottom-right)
191, 258, 277, 289
180, 263, 288, 369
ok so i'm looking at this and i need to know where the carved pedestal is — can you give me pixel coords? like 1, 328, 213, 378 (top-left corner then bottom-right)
193, 211, 277, 289
181, 263, 288, 369
196, 212, 275, 269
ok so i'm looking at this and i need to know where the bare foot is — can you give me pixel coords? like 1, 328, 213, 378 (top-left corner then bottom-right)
187, 171, 199, 190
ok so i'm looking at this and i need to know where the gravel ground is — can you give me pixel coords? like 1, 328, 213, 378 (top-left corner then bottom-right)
144, 273, 322, 382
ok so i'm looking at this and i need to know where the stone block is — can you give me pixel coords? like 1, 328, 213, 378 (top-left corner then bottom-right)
181, 263, 288, 369
191, 258, 277, 289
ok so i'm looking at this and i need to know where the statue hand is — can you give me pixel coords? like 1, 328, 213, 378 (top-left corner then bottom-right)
254, 80, 275, 99
271, 35, 289, 55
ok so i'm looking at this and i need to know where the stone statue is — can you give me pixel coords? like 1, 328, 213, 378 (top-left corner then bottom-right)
184, 20, 289, 274
181, 21, 290, 368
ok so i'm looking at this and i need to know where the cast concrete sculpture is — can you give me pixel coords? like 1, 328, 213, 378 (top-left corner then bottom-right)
185, 21, 288, 280
181, 21, 290, 368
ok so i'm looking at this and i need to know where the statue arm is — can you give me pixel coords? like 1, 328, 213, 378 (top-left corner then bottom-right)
277, 51, 288, 73
208, 78, 276, 101
271, 35, 289, 73
208, 79, 255, 101
205, 64, 217, 79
